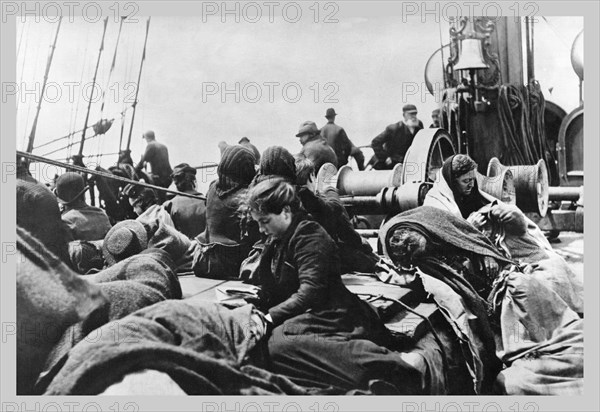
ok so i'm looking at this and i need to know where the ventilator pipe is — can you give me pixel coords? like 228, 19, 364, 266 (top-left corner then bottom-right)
487, 157, 549, 216
341, 181, 431, 215
475, 169, 516, 205
336, 163, 403, 196
355, 229, 379, 238
548, 186, 583, 202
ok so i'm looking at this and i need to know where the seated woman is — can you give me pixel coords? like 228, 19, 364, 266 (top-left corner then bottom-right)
252, 145, 297, 185
424, 154, 553, 259
244, 178, 424, 393
423, 154, 490, 219
193, 145, 260, 279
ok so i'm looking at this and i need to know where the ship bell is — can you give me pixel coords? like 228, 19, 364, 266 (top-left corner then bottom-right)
454, 38, 489, 70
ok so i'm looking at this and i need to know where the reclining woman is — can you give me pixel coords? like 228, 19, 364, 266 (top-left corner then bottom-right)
244, 177, 424, 393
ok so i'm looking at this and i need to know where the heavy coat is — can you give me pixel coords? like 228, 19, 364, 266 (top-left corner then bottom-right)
62, 205, 112, 242
135, 140, 173, 187
299, 135, 338, 172
371, 120, 424, 166
193, 182, 260, 279
163, 190, 207, 240
255, 213, 386, 338
298, 186, 378, 273
320, 122, 365, 170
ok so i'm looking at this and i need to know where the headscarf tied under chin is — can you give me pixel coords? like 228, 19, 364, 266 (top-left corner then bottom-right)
216, 145, 256, 198
441, 155, 489, 219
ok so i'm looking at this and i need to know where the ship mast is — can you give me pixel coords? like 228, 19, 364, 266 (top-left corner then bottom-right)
74, 17, 109, 165
125, 17, 151, 153
25, 17, 62, 154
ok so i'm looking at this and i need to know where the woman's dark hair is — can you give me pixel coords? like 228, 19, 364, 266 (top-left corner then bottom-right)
295, 155, 315, 186
246, 177, 300, 215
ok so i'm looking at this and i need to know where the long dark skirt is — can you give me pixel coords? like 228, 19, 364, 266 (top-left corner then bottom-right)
266, 297, 425, 393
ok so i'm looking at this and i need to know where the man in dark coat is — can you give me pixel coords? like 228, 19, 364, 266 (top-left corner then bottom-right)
370, 104, 424, 169
296, 120, 338, 173
320, 108, 365, 170
135, 130, 173, 189
430, 108, 441, 128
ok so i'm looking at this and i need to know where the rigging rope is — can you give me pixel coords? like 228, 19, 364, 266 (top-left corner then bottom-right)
67, 24, 90, 162
19, 23, 42, 150
528, 81, 559, 185
40, 118, 115, 157
540, 17, 571, 50
100, 16, 126, 117
497, 83, 555, 174
119, 28, 135, 153
17, 19, 27, 59
126, 17, 151, 151
18, 150, 207, 201
16, 20, 30, 113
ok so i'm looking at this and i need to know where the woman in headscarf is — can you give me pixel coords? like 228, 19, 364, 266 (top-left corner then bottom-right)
193, 145, 260, 279
244, 177, 424, 393
423, 155, 563, 288
380, 206, 512, 298
252, 146, 297, 185
423, 154, 491, 219
379, 206, 512, 393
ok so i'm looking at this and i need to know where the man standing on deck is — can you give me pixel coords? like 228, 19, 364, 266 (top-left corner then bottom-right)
135, 130, 173, 189
320, 108, 365, 170
369, 104, 424, 170
430, 109, 441, 128
295, 120, 338, 173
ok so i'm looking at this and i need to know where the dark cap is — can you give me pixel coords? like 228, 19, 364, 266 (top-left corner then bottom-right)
402, 104, 418, 114
325, 108, 338, 118
102, 220, 148, 266
171, 162, 197, 178
55, 172, 87, 204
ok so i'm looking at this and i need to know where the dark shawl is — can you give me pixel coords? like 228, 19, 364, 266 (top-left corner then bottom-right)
379, 206, 511, 393
216, 145, 256, 198
252, 146, 296, 185
380, 206, 513, 264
